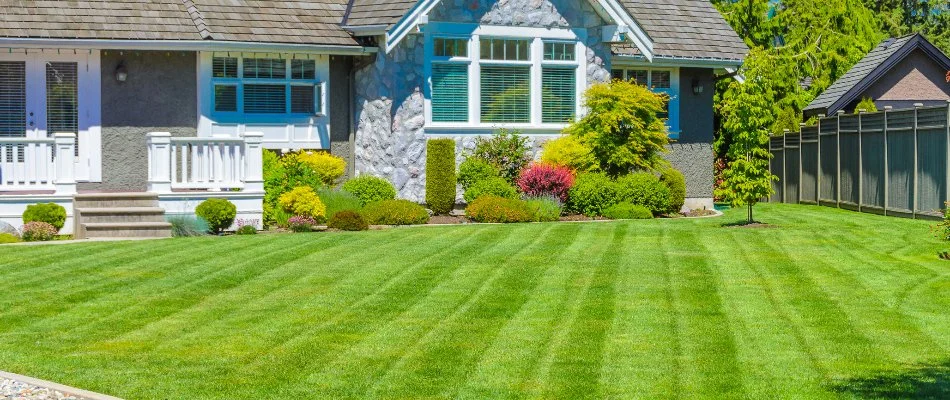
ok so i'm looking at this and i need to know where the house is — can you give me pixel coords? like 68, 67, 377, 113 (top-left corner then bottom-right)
0, 0, 746, 237
804, 33, 950, 119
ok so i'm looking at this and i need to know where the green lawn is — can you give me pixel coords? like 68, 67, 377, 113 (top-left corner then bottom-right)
0, 203, 947, 399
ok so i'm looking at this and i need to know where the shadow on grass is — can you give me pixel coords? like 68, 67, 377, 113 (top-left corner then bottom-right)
720, 220, 773, 228
831, 360, 949, 399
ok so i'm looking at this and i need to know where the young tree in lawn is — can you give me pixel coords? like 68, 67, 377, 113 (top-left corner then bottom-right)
715, 49, 777, 224
565, 80, 670, 176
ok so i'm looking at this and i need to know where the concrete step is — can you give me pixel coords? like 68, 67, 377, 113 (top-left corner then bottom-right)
74, 193, 159, 209
75, 207, 167, 224
81, 222, 173, 239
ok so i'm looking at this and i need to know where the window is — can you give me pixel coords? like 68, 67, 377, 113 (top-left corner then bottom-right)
481, 65, 531, 123
610, 68, 679, 134
431, 63, 469, 122
211, 56, 325, 116
543, 42, 575, 61
542, 67, 575, 123
481, 38, 530, 61
434, 38, 468, 57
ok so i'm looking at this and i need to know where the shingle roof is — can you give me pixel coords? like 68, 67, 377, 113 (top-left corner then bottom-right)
611, 0, 747, 61
805, 34, 924, 114
0, 0, 359, 46
345, 0, 418, 27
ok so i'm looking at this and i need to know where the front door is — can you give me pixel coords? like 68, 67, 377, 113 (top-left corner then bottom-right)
0, 50, 101, 182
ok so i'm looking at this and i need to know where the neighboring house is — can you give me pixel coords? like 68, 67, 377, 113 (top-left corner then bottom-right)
0, 0, 746, 237
804, 33, 950, 118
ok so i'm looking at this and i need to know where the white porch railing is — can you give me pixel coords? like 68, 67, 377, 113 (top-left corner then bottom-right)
0, 133, 76, 194
147, 132, 264, 193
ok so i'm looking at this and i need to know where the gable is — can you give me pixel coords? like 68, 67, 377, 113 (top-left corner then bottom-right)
612, 0, 747, 61
427, 0, 608, 29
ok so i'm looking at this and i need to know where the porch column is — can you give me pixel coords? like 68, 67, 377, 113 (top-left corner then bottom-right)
54, 133, 77, 195
147, 132, 173, 194
243, 132, 264, 193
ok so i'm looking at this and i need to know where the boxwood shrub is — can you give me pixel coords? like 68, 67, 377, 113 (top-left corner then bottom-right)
567, 172, 621, 217
603, 202, 654, 220
195, 198, 238, 234
328, 210, 370, 231
361, 199, 430, 225
458, 158, 499, 189
463, 177, 518, 203
616, 172, 671, 215
343, 175, 397, 206
22, 203, 67, 231
426, 139, 457, 215
660, 167, 686, 213
466, 195, 535, 223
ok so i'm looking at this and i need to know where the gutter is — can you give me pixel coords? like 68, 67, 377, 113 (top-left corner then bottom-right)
342, 25, 389, 36
612, 54, 744, 69
0, 38, 378, 55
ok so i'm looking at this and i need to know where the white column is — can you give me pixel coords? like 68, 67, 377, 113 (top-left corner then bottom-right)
243, 132, 264, 192
53, 133, 77, 195
147, 132, 173, 194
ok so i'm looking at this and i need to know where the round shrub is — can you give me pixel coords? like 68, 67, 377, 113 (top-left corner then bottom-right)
463, 177, 518, 203
235, 225, 257, 235
195, 198, 237, 234
279, 187, 327, 222
343, 175, 397, 206
458, 158, 499, 189
361, 200, 430, 225
288, 215, 318, 232
426, 139, 457, 215
524, 196, 563, 222
568, 172, 621, 217
603, 202, 654, 220
517, 163, 575, 202
21, 221, 57, 242
328, 210, 369, 231
0, 233, 20, 244
616, 172, 671, 215
295, 151, 347, 185
660, 167, 687, 213
23, 203, 66, 231
466, 195, 534, 223
540, 135, 598, 172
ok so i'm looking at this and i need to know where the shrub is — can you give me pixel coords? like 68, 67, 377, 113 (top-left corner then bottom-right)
288, 215, 318, 232
328, 210, 369, 231
361, 200, 430, 225
0, 233, 20, 244
426, 139, 457, 215
235, 225, 257, 235
21, 221, 57, 242
471, 129, 532, 183
603, 202, 654, 220
854, 97, 878, 114
23, 203, 66, 231
524, 196, 563, 222
463, 177, 519, 203
279, 187, 327, 222
295, 151, 347, 185
616, 172, 671, 215
195, 198, 237, 234
660, 167, 687, 213
568, 172, 621, 216
466, 195, 534, 223
166, 215, 208, 237
262, 149, 328, 228
517, 163, 575, 202
540, 135, 598, 173
317, 188, 363, 221
343, 175, 397, 206
458, 158, 499, 189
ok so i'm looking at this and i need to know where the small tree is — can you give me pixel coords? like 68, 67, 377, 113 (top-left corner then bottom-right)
565, 80, 670, 176
715, 49, 777, 224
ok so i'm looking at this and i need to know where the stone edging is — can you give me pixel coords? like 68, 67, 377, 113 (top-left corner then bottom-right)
0, 370, 123, 400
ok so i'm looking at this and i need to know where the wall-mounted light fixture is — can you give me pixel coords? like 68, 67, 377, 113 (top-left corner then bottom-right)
114, 61, 128, 83
691, 79, 703, 95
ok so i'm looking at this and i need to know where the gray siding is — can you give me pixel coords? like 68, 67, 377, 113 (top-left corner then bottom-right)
677, 67, 715, 144
329, 55, 355, 179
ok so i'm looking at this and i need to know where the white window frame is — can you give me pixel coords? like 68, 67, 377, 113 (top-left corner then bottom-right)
611, 66, 681, 138
423, 23, 588, 134
210, 55, 326, 118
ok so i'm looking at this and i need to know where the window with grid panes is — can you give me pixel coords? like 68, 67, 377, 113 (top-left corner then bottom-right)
211, 56, 325, 116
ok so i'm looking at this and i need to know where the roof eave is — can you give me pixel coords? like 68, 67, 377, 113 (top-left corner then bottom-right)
0, 38, 377, 55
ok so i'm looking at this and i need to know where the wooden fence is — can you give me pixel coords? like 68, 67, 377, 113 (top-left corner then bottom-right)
768, 102, 950, 218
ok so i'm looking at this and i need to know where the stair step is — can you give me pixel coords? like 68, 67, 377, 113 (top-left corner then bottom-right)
76, 207, 167, 224
74, 193, 160, 208
81, 222, 172, 239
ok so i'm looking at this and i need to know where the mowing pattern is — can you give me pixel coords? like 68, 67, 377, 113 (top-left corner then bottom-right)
0, 204, 947, 399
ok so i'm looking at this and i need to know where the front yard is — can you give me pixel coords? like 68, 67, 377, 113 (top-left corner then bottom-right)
0, 203, 947, 399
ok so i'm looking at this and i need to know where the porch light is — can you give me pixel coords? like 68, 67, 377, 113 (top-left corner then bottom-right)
691, 79, 703, 95
115, 62, 128, 82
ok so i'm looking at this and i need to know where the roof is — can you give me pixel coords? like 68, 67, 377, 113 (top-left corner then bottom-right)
805, 33, 950, 114
611, 0, 747, 61
0, 0, 359, 46
345, 0, 417, 27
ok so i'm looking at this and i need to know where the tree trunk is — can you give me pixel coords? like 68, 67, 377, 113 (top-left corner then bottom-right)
747, 204, 753, 225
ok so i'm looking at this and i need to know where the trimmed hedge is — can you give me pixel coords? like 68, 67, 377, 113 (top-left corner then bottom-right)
458, 158, 498, 189
426, 139, 457, 215
466, 195, 534, 223
603, 202, 654, 220
660, 167, 686, 213
361, 200, 430, 225
328, 210, 370, 231
23, 203, 66, 231
195, 198, 237, 234
616, 172, 671, 216
343, 176, 397, 206
568, 172, 621, 217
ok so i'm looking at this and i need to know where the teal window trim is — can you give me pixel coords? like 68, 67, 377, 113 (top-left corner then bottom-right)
210, 55, 324, 117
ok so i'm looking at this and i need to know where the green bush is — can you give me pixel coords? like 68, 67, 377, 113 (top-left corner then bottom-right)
21, 221, 57, 242
603, 202, 654, 220
458, 158, 500, 190
195, 198, 237, 234
540, 135, 598, 173
426, 139, 457, 215
471, 130, 531, 183
263, 149, 326, 228
466, 195, 534, 223
328, 210, 370, 231
568, 172, 621, 217
317, 188, 363, 221
0, 233, 20, 244
524, 196, 563, 222
294, 150, 347, 185
361, 200, 430, 225
23, 203, 66, 231
343, 175, 397, 206
235, 225, 257, 235
616, 172, 671, 215
660, 167, 686, 213
279, 187, 327, 221
463, 177, 518, 203
166, 215, 208, 237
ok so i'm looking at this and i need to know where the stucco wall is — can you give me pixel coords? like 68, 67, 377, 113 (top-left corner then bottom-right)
329, 55, 355, 179
80, 51, 197, 192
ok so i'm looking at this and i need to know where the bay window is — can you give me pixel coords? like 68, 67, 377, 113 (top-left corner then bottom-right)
611, 67, 680, 136
211, 55, 325, 116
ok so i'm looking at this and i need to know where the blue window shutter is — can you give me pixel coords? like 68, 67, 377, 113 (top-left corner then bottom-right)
431, 63, 469, 122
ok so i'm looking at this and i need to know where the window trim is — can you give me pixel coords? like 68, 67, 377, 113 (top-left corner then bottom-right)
611, 66, 681, 138
209, 54, 326, 117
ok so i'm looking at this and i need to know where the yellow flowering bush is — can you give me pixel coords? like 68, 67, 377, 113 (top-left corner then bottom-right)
295, 151, 346, 185
278, 186, 327, 222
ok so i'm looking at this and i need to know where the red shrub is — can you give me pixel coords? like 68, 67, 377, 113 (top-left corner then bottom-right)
517, 163, 575, 202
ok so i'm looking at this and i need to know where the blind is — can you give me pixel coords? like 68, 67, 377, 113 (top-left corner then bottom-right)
542, 67, 575, 123
47, 62, 79, 155
290, 85, 314, 114
244, 84, 286, 114
0, 61, 25, 138
214, 84, 237, 112
431, 63, 468, 122
651, 70, 671, 88
480, 65, 530, 123
213, 57, 238, 78
291, 59, 315, 80
243, 58, 286, 79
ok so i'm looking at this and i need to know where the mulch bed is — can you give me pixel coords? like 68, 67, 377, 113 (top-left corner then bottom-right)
428, 215, 468, 225
682, 209, 717, 218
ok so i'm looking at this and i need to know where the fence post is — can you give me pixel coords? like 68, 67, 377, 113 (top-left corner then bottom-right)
883, 106, 891, 216
858, 109, 865, 212
913, 103, 922, 219
243, 132, 265, 193
783, 129, 790, 203
799, 123, 806, 204
836, 110, 844, 207
146, 132, 173, 194
817, 114, 825, 204
945, 101, 950, 213
767, 132, 772, 202
53, 133, 76, 195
